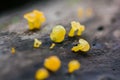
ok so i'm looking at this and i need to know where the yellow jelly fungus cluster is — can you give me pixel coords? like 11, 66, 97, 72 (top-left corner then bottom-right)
68, 21, 85, 37
50, 25, 66, 43
24, 10, 46, 30
68, 60, 81, 73
35, 68, 49, 80
44, 56, 61, 72
50, 43, 56, 49
34, 39, 42, 48
11, 47, 16, 54
72, 38, 90, 52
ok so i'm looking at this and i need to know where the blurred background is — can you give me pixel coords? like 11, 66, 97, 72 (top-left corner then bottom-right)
0, 0, 119, 32
0, 0, 119, 33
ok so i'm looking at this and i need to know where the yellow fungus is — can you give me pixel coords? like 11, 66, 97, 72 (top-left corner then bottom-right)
72, 38, 90, 52
50, 25, 66, 43
24, 10, 46, 30
78, 39, 90, 52
86, 8, 93, 17
68, 60, 80, 73
68, 21, 85, 37
78, 8, 84, 18
34, 39, 42, 48
35, 68, 49, 80
71, 45, 80, 52
44, 56, 61, 72
11, 47, 16, 54
50, 43, 56, 49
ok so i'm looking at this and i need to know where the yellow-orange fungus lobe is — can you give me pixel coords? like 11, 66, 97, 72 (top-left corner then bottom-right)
24, 10, 46, 30
68, 60, 81, 73
35, 68, 49, 80
68, 21, 85, 37
50, 25, 66, 43
11, 47, 16, 54
78, 8, 84, 18
86, 8, 93, 17
44, 56, 61, 72
72, 38, 90, 52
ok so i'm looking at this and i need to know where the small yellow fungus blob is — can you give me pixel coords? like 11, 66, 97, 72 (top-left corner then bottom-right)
71, 45, 80, 52
68, 60, 81, 73
44, 56, 61, 72
86, 8, 93, 17
72, 39, 90, 52
78, 8, 84, 18
11, 47, 16, 54
50, 25, 66, 43
78, 39, 90, 52
24, 10, 46, 30
34, 39, 42, 48
68, 21, 85, 37
50, 43, 56, 49
35, 68, 49, 80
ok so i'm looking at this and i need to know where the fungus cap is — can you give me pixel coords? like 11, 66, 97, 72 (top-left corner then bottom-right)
11, 47, 16, 54
50, 25, 66, 43
35, 68, 49, 80
68, 60, 81, 73
69, 21, 85, 37
78, 39, 90, 52
24, 10, 46, 30
44, 56, 61, 72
